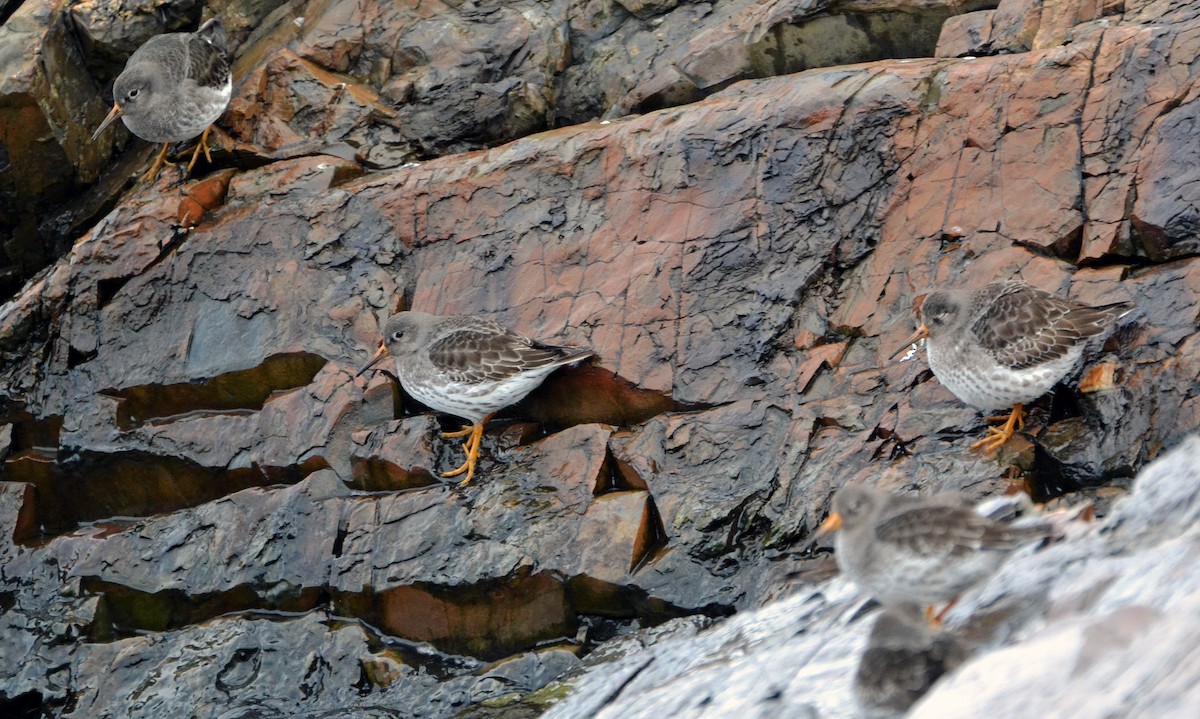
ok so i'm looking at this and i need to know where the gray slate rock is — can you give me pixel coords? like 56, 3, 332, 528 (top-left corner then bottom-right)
540, 436, 1200, 718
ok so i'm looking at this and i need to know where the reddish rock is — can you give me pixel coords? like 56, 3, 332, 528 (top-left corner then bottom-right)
512, 363, 677, 429
936, 10, 996, 57
2, 0, 1200, 714
794, 341, 849, 393
1032, 0, 1124, 50
378, 572, 573, 660
1130, 97, 1200, 261
1079, 362, 1120, 394
568, 490, 659, 581
225, 49, 407, 166
987, 0, 1046, 52
282, 0, 568, 158
69, 0, 203, 79
615, 0, 680, 19
176, 169, 236, 228
348, 415, 441, 491
0, 0, 115, 288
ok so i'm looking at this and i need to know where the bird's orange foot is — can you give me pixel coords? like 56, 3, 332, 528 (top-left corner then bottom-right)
925, 598, 959, 628
985, 409, 1025, 430
140, 142, 172, 184
441, 425, 475, 440
970, 426, 1014, 453
970, 404, 1024, 454
442, 423, 484, 486
183, 125, 216, 176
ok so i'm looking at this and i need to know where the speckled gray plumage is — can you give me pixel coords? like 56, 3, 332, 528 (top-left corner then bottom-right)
93, 18, 231, 144
380, 311, 594, 424
919, 280, 1133, 410
829, 485, 1051, 608
854, 609, 968, 714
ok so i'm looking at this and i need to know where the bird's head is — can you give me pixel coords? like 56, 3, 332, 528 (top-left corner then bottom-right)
114, 68, 155, 109
815, 484, 882, 537
356, 311, 432, 378
919, 290, 966, 339
91, 67, 158, 141
380, 312, 432, 359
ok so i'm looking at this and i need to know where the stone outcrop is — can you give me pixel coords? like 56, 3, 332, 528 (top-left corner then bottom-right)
539, 437, 1200, 719
3, 0, 994, 296
2, 0, 1200, 716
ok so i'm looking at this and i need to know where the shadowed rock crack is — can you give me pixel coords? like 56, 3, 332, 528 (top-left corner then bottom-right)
100, 351, 328, 428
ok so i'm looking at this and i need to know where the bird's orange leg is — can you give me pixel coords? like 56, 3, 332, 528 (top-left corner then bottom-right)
970, 403, 1024, 453
183, 125, 215, 176
141, 142, 172, 184
442, 423, 484, 485
442, 414, 496, 485
926, 598, 959, 627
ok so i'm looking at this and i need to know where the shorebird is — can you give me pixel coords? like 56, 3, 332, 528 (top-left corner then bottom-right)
891, 280, 1134, 452
853, 609, 967, 714
815, 485, 1051, 622
91, 18, 232, 183
357, 311, 593, 485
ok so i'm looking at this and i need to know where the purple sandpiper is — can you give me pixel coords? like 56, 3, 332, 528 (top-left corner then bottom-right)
91, 18, 232, 183
891, 280, 1133, 452
357, 311, 594, 485
853, 609, 967, 714
815, 485, 1051, 622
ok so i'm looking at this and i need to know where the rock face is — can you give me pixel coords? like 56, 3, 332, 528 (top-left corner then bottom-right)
2, 0, 993, 296
538, 436, 1200, 719
2, 0, 1200, 717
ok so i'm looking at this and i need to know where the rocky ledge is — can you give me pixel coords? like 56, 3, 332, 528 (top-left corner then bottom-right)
2, 0, 1200, 716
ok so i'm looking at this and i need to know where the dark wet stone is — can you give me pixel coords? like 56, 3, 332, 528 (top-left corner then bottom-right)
1, 3, 1200, 717
1131, 99, 1200, 262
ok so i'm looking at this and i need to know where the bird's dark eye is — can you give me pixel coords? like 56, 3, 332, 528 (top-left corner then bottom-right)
127, 88, 140, 100
391, 330, 404, 341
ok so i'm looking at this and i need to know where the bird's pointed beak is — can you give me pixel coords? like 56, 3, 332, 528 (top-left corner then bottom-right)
812, 512, 843, 539
355, 342, 389, 378
887, 324, 929, 361
91, 103, 124, 142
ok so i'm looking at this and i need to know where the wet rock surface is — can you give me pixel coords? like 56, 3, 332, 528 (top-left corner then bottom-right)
3, 0, 987, 295
2, 0, 1200, 716
538, 438, 1200, 719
